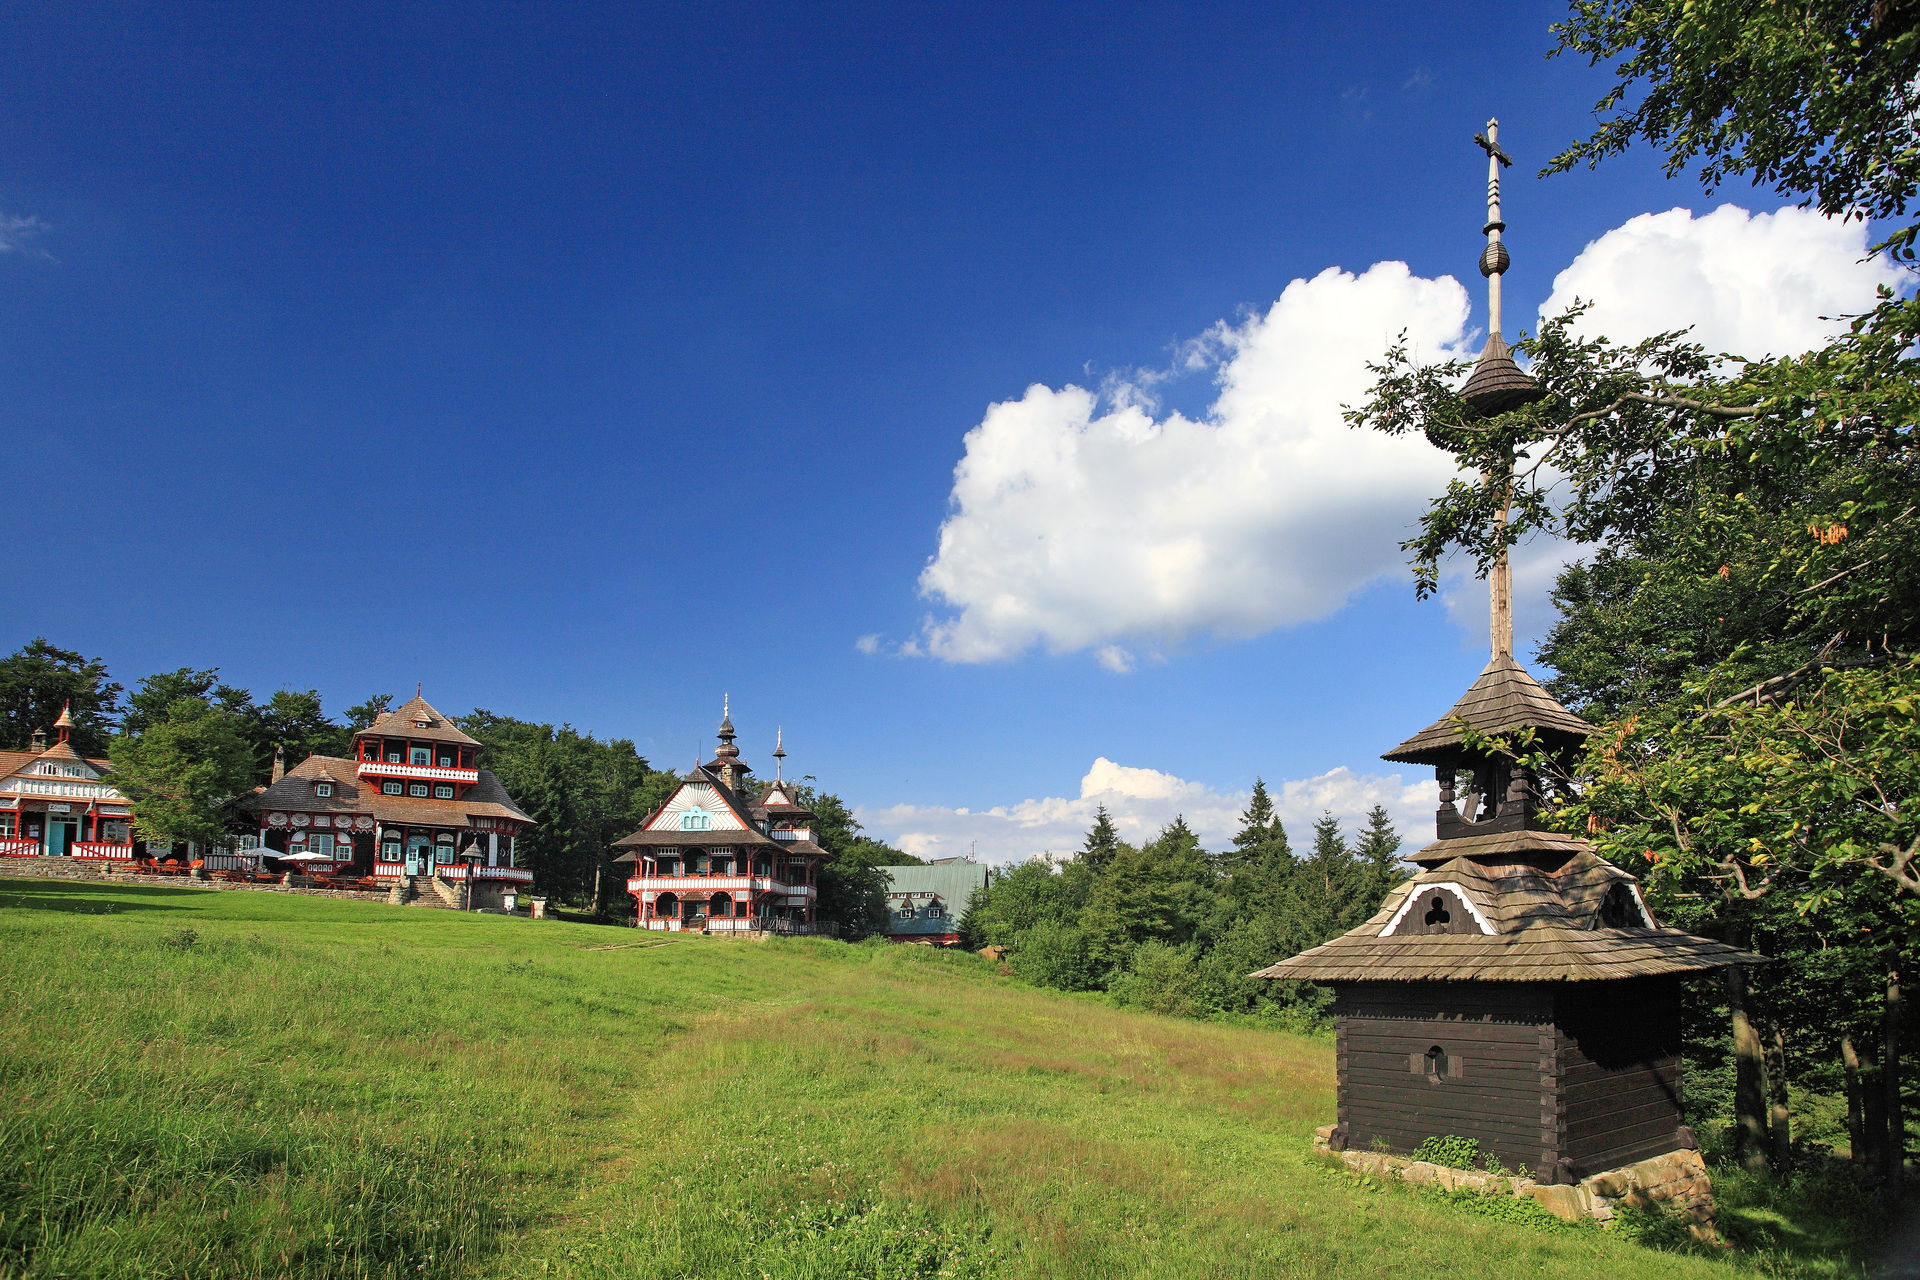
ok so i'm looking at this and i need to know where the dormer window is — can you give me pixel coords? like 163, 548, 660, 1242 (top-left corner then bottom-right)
315, 783, 333, 798
415, 718, 431, 729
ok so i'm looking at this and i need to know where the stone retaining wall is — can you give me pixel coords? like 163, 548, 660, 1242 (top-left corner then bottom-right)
1313, 1126, 1716, 1238
0, 857, 392, 904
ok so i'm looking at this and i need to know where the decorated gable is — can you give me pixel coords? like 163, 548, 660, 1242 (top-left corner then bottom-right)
650, 780, 748, 833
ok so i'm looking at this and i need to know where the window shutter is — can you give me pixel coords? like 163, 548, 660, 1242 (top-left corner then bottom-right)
1408, 1053, 1424, 1074
1448, 1056, 1466, 1080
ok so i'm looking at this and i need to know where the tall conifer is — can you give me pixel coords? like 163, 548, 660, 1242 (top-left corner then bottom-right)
1354, 803, 1406, 913
1082, 804, 1121, 874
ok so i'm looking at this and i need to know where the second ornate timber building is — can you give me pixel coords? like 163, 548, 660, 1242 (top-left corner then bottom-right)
614, 707, 832, 933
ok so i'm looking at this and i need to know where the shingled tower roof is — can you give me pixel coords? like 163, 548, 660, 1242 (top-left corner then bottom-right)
1460, 332, 1544, 417
1383, 653, 1594, 766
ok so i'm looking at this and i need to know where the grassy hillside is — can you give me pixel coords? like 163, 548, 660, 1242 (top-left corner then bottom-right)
0, 880, 1878, 1278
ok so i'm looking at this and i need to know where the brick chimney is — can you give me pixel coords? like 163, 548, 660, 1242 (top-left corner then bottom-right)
29, 728, 46, 753
271, 745, 285, 784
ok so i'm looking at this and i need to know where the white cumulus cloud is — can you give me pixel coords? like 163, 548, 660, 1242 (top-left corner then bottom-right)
912, 262, 1477, 663
1543, 204, 1904, 360
857, 757, 1437, 866
900, 205, 1900, 669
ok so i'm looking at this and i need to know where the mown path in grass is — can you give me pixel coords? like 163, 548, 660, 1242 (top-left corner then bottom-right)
1, 881, 1737, 1279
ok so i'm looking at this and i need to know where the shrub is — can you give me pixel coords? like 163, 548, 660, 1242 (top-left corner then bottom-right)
1008, 921, 1096, 991
1409, 1135, 1481, 1170
1107, 941, 1200, 1017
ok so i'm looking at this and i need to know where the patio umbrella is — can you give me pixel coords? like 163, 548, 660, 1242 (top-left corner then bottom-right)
277, 850, 337, 864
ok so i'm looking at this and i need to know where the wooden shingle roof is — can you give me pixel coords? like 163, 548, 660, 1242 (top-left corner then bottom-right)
1250, 926, 1755, 983
1406, 826, 1589, 867
242, 753, 533, 826
1252, 838, 1759, 983
357, 696, 481, 748
1459, 332, 1546, 417
1382, 654, 1594, 765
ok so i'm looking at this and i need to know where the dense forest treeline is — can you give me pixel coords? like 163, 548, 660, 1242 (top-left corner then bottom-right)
963, 788, 1408, 1026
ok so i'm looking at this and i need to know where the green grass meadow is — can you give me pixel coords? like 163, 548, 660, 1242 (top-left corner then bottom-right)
0, 879, 1893, 1279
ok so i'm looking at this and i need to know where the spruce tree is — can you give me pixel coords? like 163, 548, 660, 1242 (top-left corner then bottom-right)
1354, 803, 1406, 913
1295, 811, 1363, 941
1082, 804, 1121, 874
1227, 778, 1289, 875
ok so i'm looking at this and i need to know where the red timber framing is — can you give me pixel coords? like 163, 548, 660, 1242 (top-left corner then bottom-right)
0, 708, 138, 861
612, 709, 836, 934
241, 693, 536, 890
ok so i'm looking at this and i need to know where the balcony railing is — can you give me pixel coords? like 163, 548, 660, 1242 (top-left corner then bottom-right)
438, 865, 533, 883
356, 761, 480, 784
72, 842, 136, 860
0, 839, 41, 857
770, 828, 812, 842
640, 917, 838, 936
626, 874, 814, 897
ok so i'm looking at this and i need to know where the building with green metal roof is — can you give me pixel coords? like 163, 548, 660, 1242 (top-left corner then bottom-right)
880, 859, 987, 945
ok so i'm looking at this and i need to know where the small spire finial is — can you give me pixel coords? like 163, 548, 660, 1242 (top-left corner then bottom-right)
416, 681, 422, 698
773, 727, 786, 782
1473, 118, 1514, 338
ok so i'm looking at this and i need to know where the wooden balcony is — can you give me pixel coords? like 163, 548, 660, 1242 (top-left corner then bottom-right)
626, 874, 814, 898
356, 761, 480, 784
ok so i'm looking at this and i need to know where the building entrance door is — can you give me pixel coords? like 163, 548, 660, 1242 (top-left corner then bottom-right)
46, 819, 75, 856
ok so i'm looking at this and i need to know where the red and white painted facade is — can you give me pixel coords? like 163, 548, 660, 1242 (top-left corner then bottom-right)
0, 708, 141, 862
614, 705, 831, 933
242, 694, 534, 892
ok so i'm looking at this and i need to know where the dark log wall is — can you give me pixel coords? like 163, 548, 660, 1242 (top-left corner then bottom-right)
1334, 983, 1557, 1176
1553, 978, 1687, 1179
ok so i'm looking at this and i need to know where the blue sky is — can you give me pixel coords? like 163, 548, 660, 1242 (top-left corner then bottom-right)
1, 2, 1897, 860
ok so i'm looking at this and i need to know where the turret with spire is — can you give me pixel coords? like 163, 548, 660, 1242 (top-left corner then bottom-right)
705, 695, 751, 791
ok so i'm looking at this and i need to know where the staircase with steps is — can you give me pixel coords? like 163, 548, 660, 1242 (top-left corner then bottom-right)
386, 875, 462, 908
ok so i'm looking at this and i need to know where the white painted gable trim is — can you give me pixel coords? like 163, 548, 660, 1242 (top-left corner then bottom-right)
1383, 882, 1495, 936
648, 782, 746, 832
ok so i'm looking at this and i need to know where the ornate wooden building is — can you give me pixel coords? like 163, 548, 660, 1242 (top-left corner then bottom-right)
243, 693, 534, 901
0, 707, 141, 861
614, 706, 833, 933
1254, 121, 1755, 1185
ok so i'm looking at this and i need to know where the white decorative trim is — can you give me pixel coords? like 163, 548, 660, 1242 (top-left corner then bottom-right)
1383, 882, 1495, 936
